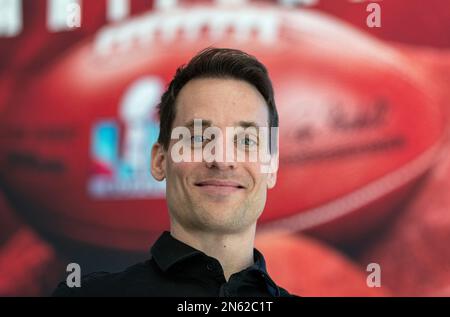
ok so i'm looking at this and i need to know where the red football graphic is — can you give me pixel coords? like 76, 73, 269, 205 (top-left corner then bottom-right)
0, 3, 445, 251
0, 228, 63, 296
312, 0, 450, 48
0, 190, 21, 245
394, 45, 450, 125
255, 232, 390, 296
0, 0, 109, 122
358, 140, 450, 296
1, 0, 107, 74
0, 74, 14, 114
0, 0, 154, 111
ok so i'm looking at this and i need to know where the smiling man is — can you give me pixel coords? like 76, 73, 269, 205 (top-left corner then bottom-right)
53, 47, 292, 297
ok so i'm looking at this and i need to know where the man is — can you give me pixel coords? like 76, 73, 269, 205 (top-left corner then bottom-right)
53, 47, 293, 297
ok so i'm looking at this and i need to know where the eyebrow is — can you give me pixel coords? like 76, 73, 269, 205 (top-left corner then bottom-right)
181, 119, 261, 129
235, 121, 261, 129
183, 119, 213, 129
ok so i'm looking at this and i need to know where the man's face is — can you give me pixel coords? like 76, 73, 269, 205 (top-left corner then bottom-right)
151, 78, 277, 234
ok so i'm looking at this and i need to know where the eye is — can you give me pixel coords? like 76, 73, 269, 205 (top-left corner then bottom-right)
191, 135, 211, 147
192, 135, 204, 143
236, 136, 258, 149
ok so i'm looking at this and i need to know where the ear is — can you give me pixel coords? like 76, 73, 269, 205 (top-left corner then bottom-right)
151, 142, 166, 181
267, 172, 277, 189
266, 152, 279, 189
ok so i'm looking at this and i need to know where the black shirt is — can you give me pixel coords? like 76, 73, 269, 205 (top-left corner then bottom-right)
52, 231, 293, 297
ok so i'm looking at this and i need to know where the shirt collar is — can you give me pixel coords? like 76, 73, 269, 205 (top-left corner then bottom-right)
150, 231, 202, 272
247, 248, 281, 296
150, 231, 281, 296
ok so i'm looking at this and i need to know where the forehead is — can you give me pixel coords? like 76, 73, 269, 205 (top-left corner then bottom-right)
174, 78, 269, 126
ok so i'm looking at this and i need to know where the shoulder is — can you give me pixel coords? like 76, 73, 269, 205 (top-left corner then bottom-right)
51, 261, 152, 297
278, 286, 300, 298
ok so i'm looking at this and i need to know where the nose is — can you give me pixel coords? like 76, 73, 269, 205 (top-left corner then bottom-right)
203, 135, 237, 170
205, 158, 237, 170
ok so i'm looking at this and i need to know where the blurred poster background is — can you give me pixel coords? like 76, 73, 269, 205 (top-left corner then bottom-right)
0, 0, 449, 297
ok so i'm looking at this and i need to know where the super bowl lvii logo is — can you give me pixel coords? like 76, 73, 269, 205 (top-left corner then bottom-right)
88, 76, 166, 199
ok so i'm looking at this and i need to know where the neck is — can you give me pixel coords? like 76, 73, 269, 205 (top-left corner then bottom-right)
170, 222, 256, 281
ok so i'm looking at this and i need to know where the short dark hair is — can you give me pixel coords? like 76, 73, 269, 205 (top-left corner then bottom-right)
157, 47, 279, 152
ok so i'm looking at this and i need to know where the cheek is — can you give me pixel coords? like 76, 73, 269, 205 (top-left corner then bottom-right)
165, 163, 190, 207
244, 162, 267, 191
165, 163, 182, 190
166, 161, 198, 186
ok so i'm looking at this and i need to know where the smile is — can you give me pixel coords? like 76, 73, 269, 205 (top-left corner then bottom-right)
194, 180, 245, 195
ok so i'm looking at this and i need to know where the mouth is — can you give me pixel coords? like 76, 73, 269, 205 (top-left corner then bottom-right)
194, 180, 245, 195
194, 180, 245, 189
